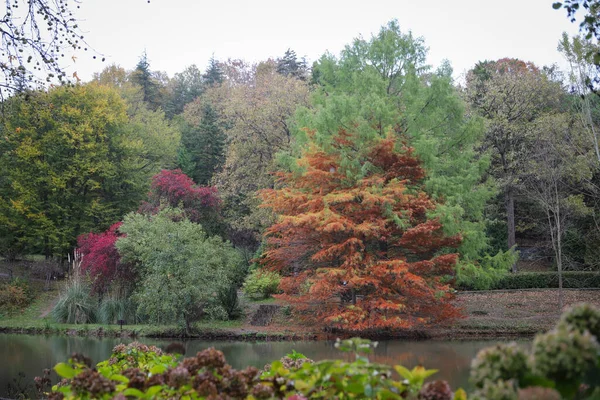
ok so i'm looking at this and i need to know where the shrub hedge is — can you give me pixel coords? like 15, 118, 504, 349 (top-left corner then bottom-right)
458, 271, 600, 290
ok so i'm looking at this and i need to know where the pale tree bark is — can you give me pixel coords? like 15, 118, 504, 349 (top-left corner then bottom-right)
544, 180, 564, 310
505, 185, 517, 273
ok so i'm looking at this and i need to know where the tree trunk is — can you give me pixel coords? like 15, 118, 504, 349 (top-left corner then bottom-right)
545, 182, 564, 311
44, 237, 52, 261
555, 184, 564, 310
505, 186, 517, 273
185, 318, 192, 336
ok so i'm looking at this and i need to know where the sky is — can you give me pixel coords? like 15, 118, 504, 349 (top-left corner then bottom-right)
69, 0, 582, 83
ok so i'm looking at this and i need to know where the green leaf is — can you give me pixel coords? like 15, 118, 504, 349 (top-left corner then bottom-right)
552, 2, 563, 9
110, 374, 130, 383
150, 364, 167, 375
98, 366, 112, 378
57, 386, 71, 394
412, 366, 438, 381
123, 388, 145, 397
287, 349, 307, 361
294, 379, 311, 391
394, 365, 412, 380
345, 381, 364, 394
146, 385, 163, 396
520, 373, 555, 388
454, 388, 467, 400
160, 355, 174, 363
54, 362, 77, 379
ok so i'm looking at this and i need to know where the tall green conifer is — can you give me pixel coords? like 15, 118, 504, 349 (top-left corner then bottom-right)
290, 20, 512, 288
130, 51, 163, 111
180, 102, 226, 185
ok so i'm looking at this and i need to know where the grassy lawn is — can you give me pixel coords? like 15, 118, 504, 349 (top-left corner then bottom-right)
1, 305, 245, 337
0, 288, 58, 328
0, 276, 247, 337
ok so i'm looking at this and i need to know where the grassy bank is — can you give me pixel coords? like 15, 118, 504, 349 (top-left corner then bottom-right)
0, 292, 307, 340
3, 281, 600, 340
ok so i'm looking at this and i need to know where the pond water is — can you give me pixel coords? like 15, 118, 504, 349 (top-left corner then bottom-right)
0, 334, 524, 398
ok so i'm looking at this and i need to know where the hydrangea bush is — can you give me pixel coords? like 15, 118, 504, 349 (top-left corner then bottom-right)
470, 302, 600, 399
47, 339, 462, 400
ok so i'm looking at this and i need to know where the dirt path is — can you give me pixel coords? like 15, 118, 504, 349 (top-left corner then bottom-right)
39, 292, 59, 318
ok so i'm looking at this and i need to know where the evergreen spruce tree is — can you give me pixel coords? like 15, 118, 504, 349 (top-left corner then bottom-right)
180, 103, 226, 185
203, 56, 224, 87
164, 65, 204, 118
176, 146, 196, 178
276, 48, 308, 80
130, 51, 163, 110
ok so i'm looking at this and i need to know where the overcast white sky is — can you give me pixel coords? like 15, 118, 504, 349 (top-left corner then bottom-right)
70, 0, 581, 82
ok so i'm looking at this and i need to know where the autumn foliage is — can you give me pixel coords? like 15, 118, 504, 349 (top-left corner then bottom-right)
260, 130, 462, 331
139, 169, 223, 235
77, 222, 130, 294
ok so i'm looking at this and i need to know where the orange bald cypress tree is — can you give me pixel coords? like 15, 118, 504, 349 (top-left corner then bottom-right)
260, 129, 462, 331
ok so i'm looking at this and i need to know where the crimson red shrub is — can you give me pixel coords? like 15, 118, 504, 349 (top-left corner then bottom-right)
139, 169, 223, 235
77, 222, 132, 294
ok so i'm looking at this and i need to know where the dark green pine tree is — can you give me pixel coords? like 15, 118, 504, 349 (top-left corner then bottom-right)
130, 51, 163, 110
276, 48, 308, 80
164, 65, 204, 119
203, 56, 224, 87
180, 103, 226, 185
176, 146, 196, 178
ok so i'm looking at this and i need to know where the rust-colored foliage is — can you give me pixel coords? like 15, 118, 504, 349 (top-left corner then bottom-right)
260, 130, 462, 331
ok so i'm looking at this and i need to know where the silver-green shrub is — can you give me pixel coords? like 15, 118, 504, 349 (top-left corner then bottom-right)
532, 326, 600, 382
470, 342, 529, 388
52, 278, 97, 324
116, 208, 243, 328
558, 302, 600, 339
98, 295, 137, 325
470, 379, 518, 400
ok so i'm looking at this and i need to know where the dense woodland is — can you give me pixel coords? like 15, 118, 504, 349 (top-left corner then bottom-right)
1, 18, 600, 332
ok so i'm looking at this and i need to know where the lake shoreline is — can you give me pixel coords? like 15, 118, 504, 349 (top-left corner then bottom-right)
3, 288, 599, 342
0, 324, 539, 341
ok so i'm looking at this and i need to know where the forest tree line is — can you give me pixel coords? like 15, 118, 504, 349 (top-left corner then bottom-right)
1, 20, 600, 329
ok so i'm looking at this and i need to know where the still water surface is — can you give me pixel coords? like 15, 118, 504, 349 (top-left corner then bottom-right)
0, 334, 521, 397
